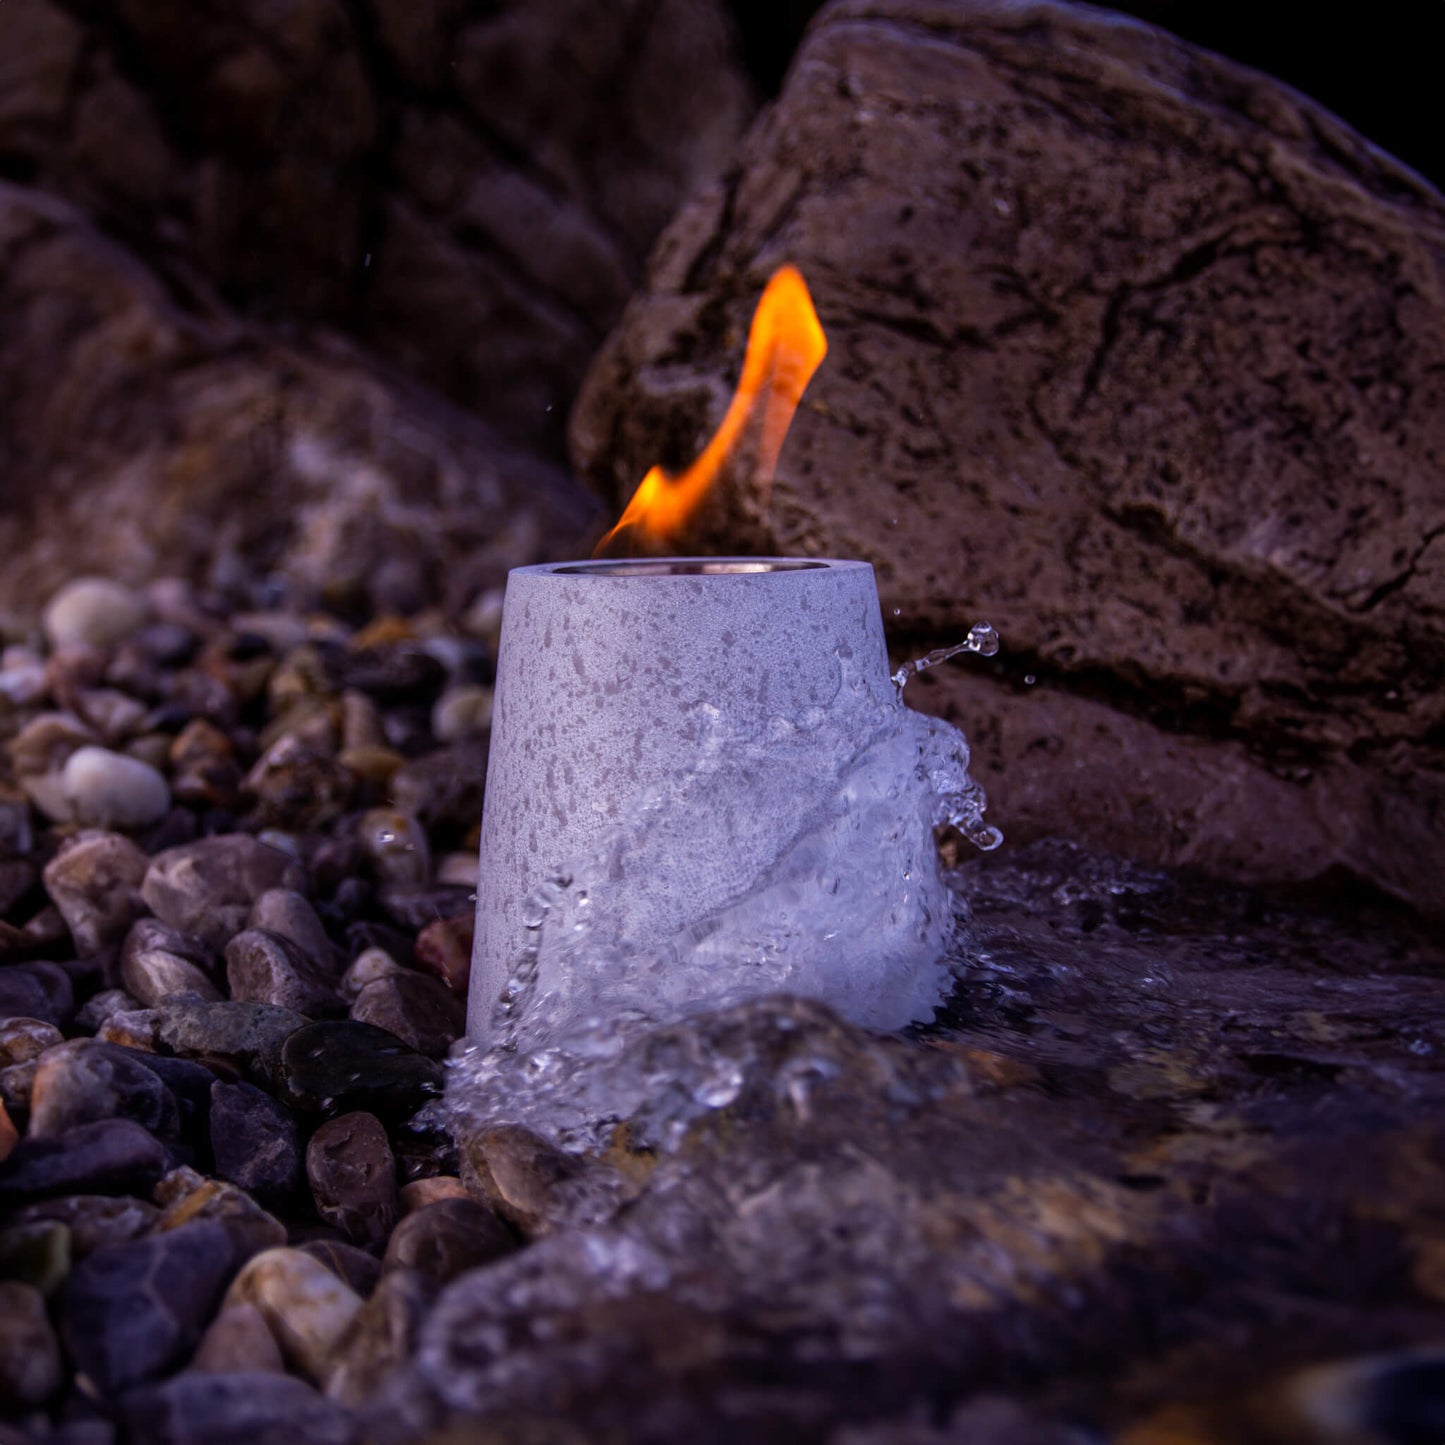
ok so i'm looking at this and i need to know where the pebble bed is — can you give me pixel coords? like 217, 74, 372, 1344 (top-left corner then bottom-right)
0, 575, 508, 1444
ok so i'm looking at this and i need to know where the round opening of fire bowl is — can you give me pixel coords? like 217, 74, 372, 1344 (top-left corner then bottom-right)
554, 558, 830, 576
468, 556, 965, 1049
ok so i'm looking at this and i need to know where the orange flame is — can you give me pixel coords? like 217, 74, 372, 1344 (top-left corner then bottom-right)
596, 265, 827, 555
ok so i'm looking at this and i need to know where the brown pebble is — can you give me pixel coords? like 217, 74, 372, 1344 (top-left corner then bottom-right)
459, 1124, 582, 1235
295, 1238, 383, 1299
382, 1198, 516, 1285
321, 1267, 433, 1407
0, 1101, 16, 1163
191, 1300, 287, 1375
413, 913, 474, 998
305, 1112, 399, 1247
398, 1176, 469, 1213
349, 972, 463, 1060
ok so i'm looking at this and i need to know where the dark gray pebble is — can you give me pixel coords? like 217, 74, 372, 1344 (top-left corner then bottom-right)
153, 999, 307, 1075
277, 1021, 443, 1118
141, 837, 307, 951
58, 1220, 236, 1392
349, 971, 464, 1060
209, 1080, 302, 1208
120, 1370, 360, 1445
0, 1118, 167, 1203
0, 961, 74, 1028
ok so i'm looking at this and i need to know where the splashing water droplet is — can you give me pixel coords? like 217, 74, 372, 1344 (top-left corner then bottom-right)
891, 622, 1000, 689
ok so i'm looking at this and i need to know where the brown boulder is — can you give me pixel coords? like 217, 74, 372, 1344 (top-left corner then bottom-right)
0, 0, 754, 450
570, 0, 1445, 910
0, 182, 596, 615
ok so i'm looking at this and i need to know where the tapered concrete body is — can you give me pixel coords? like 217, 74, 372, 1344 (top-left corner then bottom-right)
467, 559, 894, 1044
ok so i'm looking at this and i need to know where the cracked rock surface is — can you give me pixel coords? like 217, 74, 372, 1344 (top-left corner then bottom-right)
570, 0, 1445, 912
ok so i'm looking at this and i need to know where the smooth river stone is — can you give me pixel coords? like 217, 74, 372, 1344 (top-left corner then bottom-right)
59, 1220, 236, 1391
141, 837, 307, 951
276, 1020, 443, 1118
348, 971, 464, 1059
305, 1111, 399, 1247
225, 928, 340, 1018
26, 1038, 180, 1141
43, 578, 150, 652
42, 829, 150, 957
191, 1300, 286, 1375
0, 1118, 167, 1203
61, 746, 171, 831
321, 1268, 434, 1407
208, 1080, 303, 1208
382, 1197, 516, 1284
224, 1247, 364, 1382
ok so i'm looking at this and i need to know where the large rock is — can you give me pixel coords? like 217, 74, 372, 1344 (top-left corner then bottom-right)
570, 0, 1445, 912
0, 0, 754, 453
0, 181, 596, 617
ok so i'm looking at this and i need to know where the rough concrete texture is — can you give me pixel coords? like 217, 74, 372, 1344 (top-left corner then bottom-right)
470, 560, 896, 1042
570, 0, 1445, 912
0, 0, 754, 453
0, 182, 597, 617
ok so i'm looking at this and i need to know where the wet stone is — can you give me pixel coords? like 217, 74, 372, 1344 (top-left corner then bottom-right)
61, 746, 171, 831
277, 1020, 443, 1118
349, 971, 464, 1059
356, 809, 430, 887
27, 1038, 180, 1141
11, 1193, 159, 1256
154, 999, 307, 1073
322, 1267, 434, 1407
376, 883, 475, 933
247, 890, 334, 976
141, 837, 308, 951
191, 1300, 286, 1375
382, 1197, 516, 1285
121, 1370, 360, 1445
296, 1239, 383, 1299
459, 1123, 584, 1235
0, 1280, 62, 1407
157, 1176, 287, 1264
42, 830, 149, 957
0, 962, 74, 1028
413, 912, 473, 998
339, 946, 405, 1003
59, 1220, 236, 1392
226, 928, 341, 1018
305, 1111, 399, 1247
121, 919, 222, 1008
225, 1246, 364, 1382
209, 1080, 302, 1209
0, 1118, 168, 1203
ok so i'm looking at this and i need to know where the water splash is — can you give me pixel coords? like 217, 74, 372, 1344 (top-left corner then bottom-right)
891, 621, 999, 688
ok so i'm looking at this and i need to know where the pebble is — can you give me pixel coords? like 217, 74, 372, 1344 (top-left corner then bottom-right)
58, 1220, 236, 1392
296, 1239, 382, 1298
242, 736, 353, 832
339, 946, 405, 1003
7, 711, 96, 783
60, 747, 169, 830
75, 687, 148, 744
376, 883, 475, 933
74, 987, 144, 1032
209, 1080, 303, 1209
141, 837, 308, 951
459, 1123, 582, 1235
225, 1247, 364, 1382
120, 920, 223, 1007
156, 1175, 287, 1264
95, 1008, 160, 1050
381, 1197, 516, 1284
0, 1280, 63, 1406
389, 740, 486, 835
305, 1112, 398, 1247
0, 1117, 167, 1203
0, 1101, 15, 1162
322, 1267, 433, 1407
154, 998, 307, 1073
226, 928, 341, 1018
10, 1193, 159, 1256
276, 1020, 444, 1118
413, 912, 474, 997
0, 1218, 71, 1293
27, 1039, 180, 1141
247, 890, 334, 976
0, 1017, 64, 1067
430, 683, 493, 742
121, 1370, 360, 1445
167, 719, 242, 809
43, 578, 150, 652
398, 1175, 469, 1213
190, 1301, 286, 1375
356, 808, 431, 887
349, 971, 465, 1059
0, 962, 74, 1027
42, 830, 149, 957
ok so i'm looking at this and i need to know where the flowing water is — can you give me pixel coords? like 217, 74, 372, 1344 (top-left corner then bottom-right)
446, 630, 1004, 1154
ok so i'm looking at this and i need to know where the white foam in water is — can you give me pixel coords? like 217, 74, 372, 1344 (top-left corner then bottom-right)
446, 631, 1002, 1149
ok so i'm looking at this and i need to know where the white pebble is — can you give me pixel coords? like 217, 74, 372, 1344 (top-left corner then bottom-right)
42, 578, 150, 651
61, 746, 171, 831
